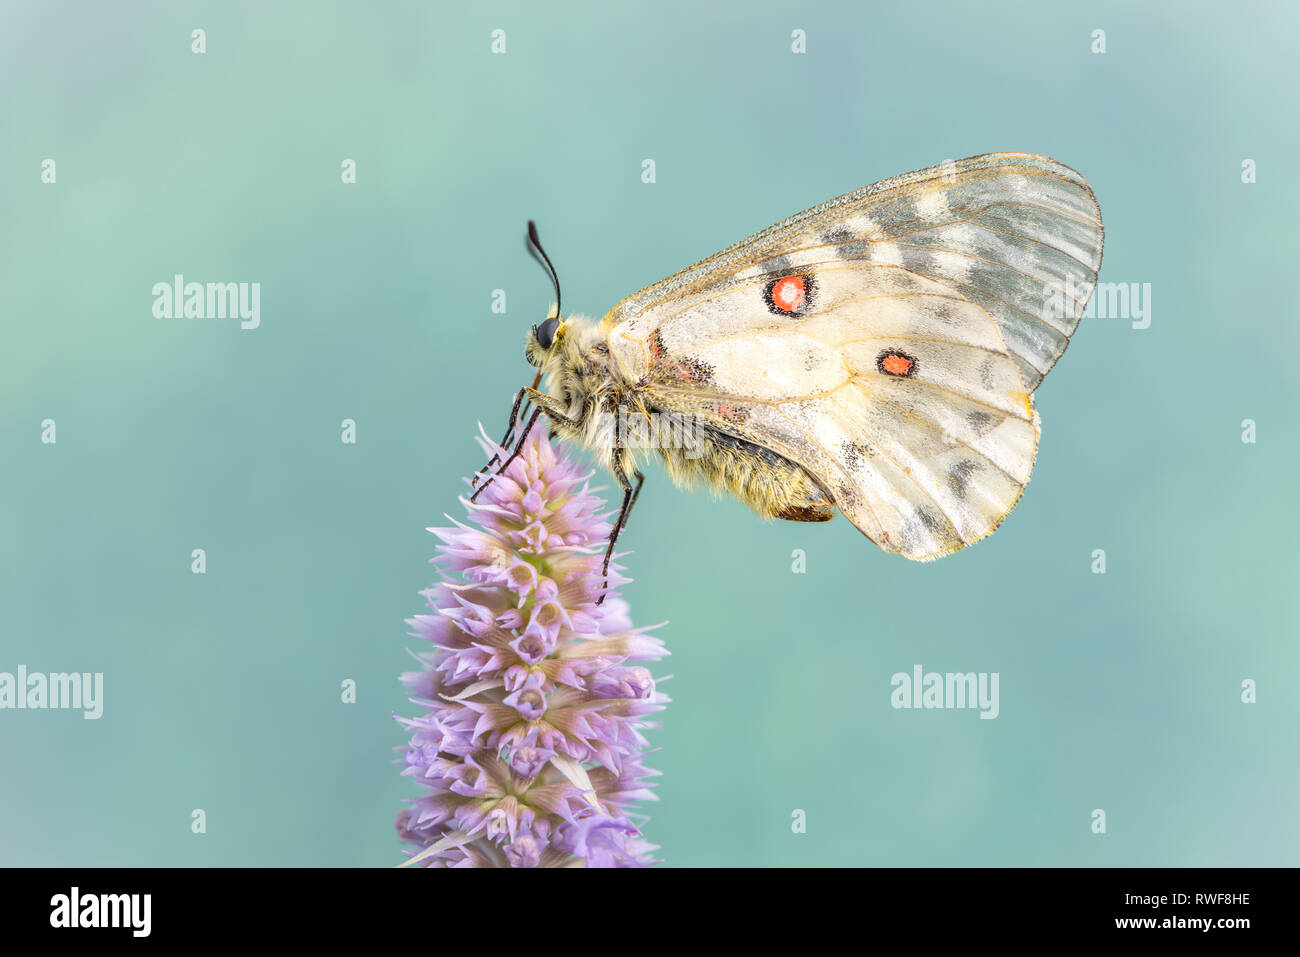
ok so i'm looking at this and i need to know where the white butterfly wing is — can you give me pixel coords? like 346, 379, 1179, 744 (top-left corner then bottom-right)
603, 153, 1102, 559
607, 152, 1102, 391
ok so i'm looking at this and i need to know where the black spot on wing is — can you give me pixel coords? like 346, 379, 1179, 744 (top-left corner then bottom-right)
840, 440, 875, 472
916, 506, 945, 533
931, 300, 965, 327
967, 410, 997, 437
702, 401, 750, 426
819, 226, 870, 257
760, 255, 795, 276
899, 505, 956, 554
661, 355, 714, 385
947, 460, 979, 498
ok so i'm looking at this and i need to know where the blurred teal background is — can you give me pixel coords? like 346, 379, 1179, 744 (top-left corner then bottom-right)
2, 0, 1297, 867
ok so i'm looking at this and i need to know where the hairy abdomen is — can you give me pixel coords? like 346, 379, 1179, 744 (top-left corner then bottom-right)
655, 428, 835, 522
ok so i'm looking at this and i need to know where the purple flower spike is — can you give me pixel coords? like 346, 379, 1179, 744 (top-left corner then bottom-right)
396, 421, 668, 867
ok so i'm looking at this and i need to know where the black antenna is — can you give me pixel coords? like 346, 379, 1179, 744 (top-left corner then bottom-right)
526, 220, 561, 319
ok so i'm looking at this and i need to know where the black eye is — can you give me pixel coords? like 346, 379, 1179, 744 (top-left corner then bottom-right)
536, 316, 559, 350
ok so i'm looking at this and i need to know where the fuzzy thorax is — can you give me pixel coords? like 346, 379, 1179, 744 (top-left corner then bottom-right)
526, 312, 639, 471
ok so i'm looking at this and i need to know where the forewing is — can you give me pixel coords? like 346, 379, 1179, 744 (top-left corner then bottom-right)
605, 152, 1102, 391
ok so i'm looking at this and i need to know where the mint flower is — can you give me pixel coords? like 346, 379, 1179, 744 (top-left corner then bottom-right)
395, 420, 667, 867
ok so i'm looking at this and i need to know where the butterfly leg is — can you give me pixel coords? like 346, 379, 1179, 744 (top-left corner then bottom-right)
470, 389, 576, 503
471, 386, 528, 490
470, 405, 542, 503
597, 463, 637, 606
623, 471, 645, 532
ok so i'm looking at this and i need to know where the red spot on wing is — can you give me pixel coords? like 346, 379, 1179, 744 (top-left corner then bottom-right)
763, 273, 817, 317
771, 276, 806, 313
877, 350, 917, 378
882, 354, 912, 376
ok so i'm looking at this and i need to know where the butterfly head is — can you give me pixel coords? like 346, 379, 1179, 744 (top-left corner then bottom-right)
525, 305, 566, 368
520, 220, 616, 417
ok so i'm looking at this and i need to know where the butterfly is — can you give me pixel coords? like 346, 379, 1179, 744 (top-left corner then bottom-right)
472, 153, 1103, 597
